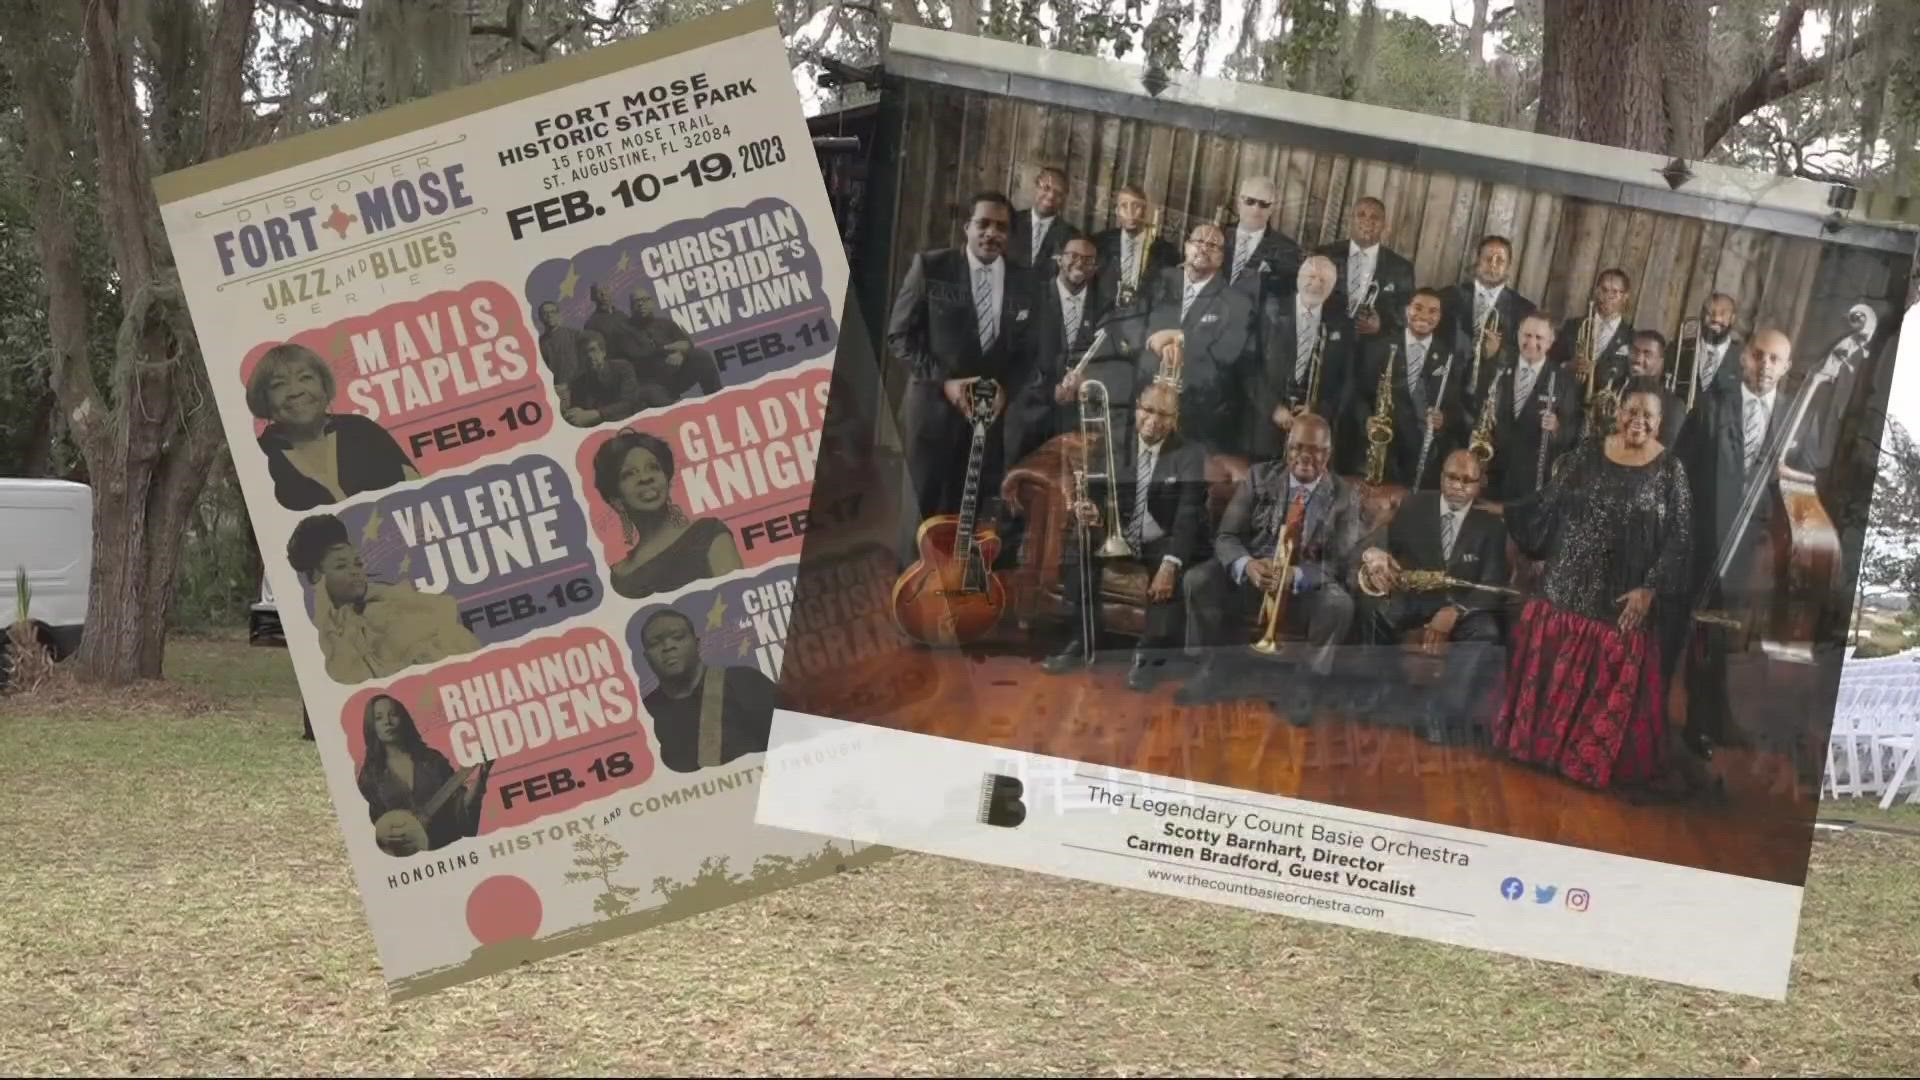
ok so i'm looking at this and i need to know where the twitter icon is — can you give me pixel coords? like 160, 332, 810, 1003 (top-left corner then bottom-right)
1500, 877, 1524, 901
1534, 884, 1558, 904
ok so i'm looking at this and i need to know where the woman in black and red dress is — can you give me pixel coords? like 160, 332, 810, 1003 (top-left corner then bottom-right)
1492, 388, 1709, 796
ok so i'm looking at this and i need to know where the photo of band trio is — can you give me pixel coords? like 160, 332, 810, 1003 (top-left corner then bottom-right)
878, 159, 1892, 808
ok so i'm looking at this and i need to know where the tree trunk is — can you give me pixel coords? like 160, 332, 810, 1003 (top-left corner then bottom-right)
5, 0, 254, 686
1459, 0, 1488, 121
1536, 0, 1673, 154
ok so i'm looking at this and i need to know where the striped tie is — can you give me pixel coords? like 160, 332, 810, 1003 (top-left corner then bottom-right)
1122, 235, 1138, 286
1743, 397, 1766, 471
1407, 341, 1427, 409
1232, 236, 1254, 282
1512, 362, 1537, 419
1064, 291, 1083, 348
1441, 509, 1458, 560
1295, 315, 1317, 383
1182, 281, 1200, 320
975, 267, 996, 349
1130, 444, 1153, 545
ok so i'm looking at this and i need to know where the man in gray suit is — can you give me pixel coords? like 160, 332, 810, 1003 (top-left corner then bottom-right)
1175, 412, 1367, 723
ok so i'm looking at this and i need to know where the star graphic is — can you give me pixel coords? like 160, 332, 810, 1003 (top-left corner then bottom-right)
706, 595, 728, 630
323, 203, 358, 239
616, 251, 631, 272
558, 263, 580, 300
736, 633, 753, 658
361, 508, 383, 543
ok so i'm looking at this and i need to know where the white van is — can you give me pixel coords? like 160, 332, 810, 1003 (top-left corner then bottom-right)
0, 478, 93, 664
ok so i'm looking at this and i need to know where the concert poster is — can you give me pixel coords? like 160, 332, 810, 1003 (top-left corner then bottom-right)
756, 24, 1920, 1000
154, 1, 889, 1001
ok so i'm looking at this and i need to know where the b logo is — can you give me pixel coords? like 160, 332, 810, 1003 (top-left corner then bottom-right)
978, 773, 1027, 828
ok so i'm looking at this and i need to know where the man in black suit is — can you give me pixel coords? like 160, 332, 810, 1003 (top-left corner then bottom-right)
1317, 196, 1415, 345
1354, 448, 1509, 744
1006, 165, 1076, 272
1353, 287, 1469, 490
1676, 292, 1744, 415
1440, 235, 1536, 420
1623, 330, 1687, 448
1044, 381, 1210, 690
1481, 311, 1582, 505
1677, 327, 1821, 756
1093, 183, 1181, 316
1250, 254, 1357, 464
1139, 221, 1256, 456
1550, 268, 1636, 434
885, 190, 1040, 522
1222, 174, 1303, 308
1177, 413, 1367, 722
1007, 233, 1107, 470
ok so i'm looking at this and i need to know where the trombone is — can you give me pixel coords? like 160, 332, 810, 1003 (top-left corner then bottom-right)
1670, 315, 1702, 413
1075, 378, 1135, 560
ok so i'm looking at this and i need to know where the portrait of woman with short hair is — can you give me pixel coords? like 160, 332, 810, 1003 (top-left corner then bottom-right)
247, 342, 418, 510
592, 428, 743, 600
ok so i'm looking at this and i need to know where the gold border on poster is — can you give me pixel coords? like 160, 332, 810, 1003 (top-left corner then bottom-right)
153, 0, 773, 206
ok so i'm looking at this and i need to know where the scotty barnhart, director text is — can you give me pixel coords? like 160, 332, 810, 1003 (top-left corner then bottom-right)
1088, 785, 1472, 885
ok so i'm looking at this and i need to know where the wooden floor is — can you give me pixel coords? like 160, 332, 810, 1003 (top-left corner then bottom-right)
786, 634, 1821, 887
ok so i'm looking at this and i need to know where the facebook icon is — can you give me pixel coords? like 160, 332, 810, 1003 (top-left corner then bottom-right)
1500, 877, 1525, 901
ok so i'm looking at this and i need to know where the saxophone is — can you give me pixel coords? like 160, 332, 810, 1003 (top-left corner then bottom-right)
1364, 345, 1398, 486
1469, 367, 1502, 466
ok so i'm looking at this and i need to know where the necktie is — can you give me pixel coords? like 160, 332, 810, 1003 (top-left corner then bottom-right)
1182, 281, 1200, 320
975, 267, 996, 349
1122, 234, 1138, 286
1130, 444, 1153, 545
1232, 234, 1254, 282
1440, 509, 1458, 561
1743, 396, 1766, 471
1407, 340, 1427, 406
1474, 290, 1490, 332
1285, 483, 1309, 543
1034, 216, 1049, 254
1064, 290, 1083, 347
1295, 312, 1317, 383
1700, 343, 1721, 385
1349, 249, 1366, 297
1512, 363, 1537, 419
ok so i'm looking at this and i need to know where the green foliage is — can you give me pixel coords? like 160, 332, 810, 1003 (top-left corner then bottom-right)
166, 455, 260, 634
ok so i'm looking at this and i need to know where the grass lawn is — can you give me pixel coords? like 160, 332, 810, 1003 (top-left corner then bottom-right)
3, 636, 1917, 1076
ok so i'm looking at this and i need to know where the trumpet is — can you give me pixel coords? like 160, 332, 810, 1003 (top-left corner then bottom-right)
1671, 315, 1702, 412
1154, 334, 1185, 392
1349, 276, 1380, 323
1077, 378, 1136, 560
1251, 532, 1297, 656
1364, 345, 1398, 486
1472, 305, 1500, 400
1469, 368, 1502, 466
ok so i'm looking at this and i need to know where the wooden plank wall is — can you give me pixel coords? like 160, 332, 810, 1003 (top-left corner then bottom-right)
883, 81, 1843, 354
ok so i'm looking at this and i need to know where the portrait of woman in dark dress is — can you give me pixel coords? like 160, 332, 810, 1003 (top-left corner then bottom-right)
1491, 388, 1714, 799
354, 695, 491, 857
247, 342, 419, 511
592, 429, 743, 600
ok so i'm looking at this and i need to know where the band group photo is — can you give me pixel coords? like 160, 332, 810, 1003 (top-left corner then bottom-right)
879, 148, 1891, 814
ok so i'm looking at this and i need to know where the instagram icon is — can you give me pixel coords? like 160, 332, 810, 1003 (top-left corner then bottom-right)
1566, 888, 1591, 912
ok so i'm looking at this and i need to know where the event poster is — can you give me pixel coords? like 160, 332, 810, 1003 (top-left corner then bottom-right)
153, 1, 888, 999
756, 24, 1918, 1000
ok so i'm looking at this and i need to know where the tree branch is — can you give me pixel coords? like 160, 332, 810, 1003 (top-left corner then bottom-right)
1702, 4, 1871, 155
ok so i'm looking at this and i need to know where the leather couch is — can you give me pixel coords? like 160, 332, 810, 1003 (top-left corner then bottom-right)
999, 431, 1530, 673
